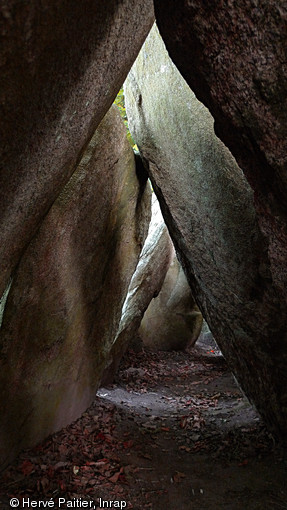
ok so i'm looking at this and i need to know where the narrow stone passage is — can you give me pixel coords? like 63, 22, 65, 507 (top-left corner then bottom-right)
1, 340, 286, 509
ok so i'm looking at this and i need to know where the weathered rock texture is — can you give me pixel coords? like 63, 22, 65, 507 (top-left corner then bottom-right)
0, 0, 154, 297
101, 193, 173, 385
124, 25, 287, 438
0, 106, 151, 468
139, 253, 203, 351
153, 0, 287, 211
153, 2, 287, 435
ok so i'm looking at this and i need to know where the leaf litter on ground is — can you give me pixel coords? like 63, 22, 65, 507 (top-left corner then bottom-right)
0, 343, 286, 510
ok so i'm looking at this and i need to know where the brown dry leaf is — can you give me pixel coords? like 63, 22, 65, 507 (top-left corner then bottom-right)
87, 478, 97, 485
58, 444, 68, 455
58, 480, 66, 491
140, 453, 152, 460
109, 466, 124, 483
80, 476, 90, 486
54, 461, 69, 470
40, 476, 50, 491
211, 393, 221, 400
179, 445, 191, 452
94, 461, 108, 469
123, 440, 134, 449
173, 471, 186, 483
180, 417, 187, 429
20, 460, 34, 476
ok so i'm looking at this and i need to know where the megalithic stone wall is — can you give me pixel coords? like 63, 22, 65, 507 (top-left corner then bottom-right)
124, 24, 287, 439
0, 106, 151, 468
101, 193, 174, 386
153, 0, 287, 437
0, 0, 154, 297
139, 251, 203, 352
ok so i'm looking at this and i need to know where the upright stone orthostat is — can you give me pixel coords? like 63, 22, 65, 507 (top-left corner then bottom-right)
139, 251, 203, 352
0, 0, 154, 296
124, 25, 287, 439
101, 194, 173, 384
0, 106, 151, 467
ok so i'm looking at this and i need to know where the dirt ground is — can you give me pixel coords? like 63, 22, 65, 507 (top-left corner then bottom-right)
1, 339, 286, 510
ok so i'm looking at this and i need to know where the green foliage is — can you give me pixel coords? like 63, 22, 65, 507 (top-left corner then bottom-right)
114, 88, 138, 151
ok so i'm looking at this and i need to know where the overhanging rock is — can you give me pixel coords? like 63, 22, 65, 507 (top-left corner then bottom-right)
124, 24, 287, 439
0, 0, 154, 297
0, 106, 151, 468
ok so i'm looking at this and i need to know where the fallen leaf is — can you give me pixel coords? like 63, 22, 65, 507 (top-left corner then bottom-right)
109, 467, 124, 483
41, 476, 50, 491
173, 471, 186, 483
140, 453, 152, 460
58, 480, 66, 490
179, 445, 191, 452
123, 440, 134, 449
54, 461, 69, 470
211, 393, 221, 400
21, 460, 34, 476
180, 417, 187, 429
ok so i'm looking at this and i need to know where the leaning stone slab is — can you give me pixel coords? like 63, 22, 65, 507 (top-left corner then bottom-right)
0, 0, 154, 296
154, 0, 287, 305
101, 193, 173, 384
124, 24, 287, 438
0, 106, 151, 468
139, 251, 203, 351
